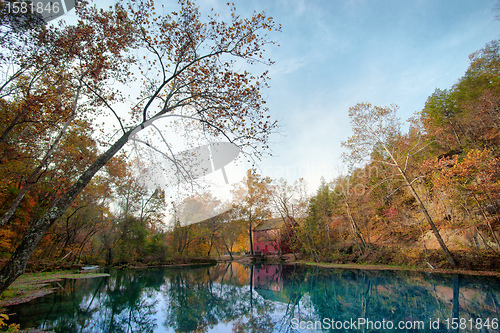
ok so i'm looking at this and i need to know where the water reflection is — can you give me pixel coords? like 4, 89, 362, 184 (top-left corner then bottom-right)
7, 264, 500, 332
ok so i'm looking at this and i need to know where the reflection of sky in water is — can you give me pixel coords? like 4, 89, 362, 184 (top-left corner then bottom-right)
7, 264, 500, 332
149, 284, 240, 333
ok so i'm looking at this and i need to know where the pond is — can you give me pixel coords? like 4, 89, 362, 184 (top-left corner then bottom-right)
6, 263, 500, 332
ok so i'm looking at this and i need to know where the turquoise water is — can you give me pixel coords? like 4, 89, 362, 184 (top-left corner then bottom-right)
6, 263, 500, 332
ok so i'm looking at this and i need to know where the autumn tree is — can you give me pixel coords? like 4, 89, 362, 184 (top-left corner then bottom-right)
417, 40, 500, 254
109, 158, 166, 229
0, 0, 138, 274
330, 173, 368, 249
421, 41, 500, 155
342, 103, 457, 267
218, 216, 247, 260
452, 40, 500, 151
0, 0, 279, 294
34, 176, 112, 264
169, 201, 195, 256
197, 203, 235, 257
427, 149, 500, 251
96, 157, 167, 264
0, 0, 138, 230
168, 192, 222, 256
232, 169, 273, 255
270, 178, 308, 259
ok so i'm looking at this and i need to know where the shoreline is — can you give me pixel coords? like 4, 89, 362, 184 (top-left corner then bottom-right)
0, 260, 218, 308
3, 258, 500, 308
231, 254, 500, 277
296, 260, 500, 277
0, 271, 110, 308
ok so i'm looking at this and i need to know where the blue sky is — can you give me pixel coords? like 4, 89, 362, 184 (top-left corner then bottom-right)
211, 0, 500, 192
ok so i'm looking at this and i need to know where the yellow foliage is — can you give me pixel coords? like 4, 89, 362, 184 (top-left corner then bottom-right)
0, 229, 15, 253
0, 313, 20, 333
232, 233, 249, 253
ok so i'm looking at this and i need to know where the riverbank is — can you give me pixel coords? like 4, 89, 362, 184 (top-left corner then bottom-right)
115, 257, 218, 269
0, 257, 218, 307
0, 271, 110, 307
288, 244, 500, 274
299, 261, 500, 277
232, 247, 500, 277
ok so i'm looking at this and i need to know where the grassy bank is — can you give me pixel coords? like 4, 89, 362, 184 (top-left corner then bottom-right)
0, 257, 217, 307
0, 271, 109, 307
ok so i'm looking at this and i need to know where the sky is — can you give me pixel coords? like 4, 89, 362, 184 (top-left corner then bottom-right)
54, 0, 500, 203
215, 0, 500, 194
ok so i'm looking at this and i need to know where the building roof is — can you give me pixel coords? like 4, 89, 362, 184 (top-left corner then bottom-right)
253, 218, 284, 231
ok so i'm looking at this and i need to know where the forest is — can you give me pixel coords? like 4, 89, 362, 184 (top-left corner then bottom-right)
0, 0, 500, 298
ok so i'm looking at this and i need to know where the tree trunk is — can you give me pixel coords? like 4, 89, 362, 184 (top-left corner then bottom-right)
282, 216, 297, 260
344, 201, 367, 248
304, 220, 319, 262
223, 242, 234, 261
0, 128, 133, 295
379, 137, 457, 267
0, 111, 24, 144
399, 167, 456, 267
249, 220, 254, 255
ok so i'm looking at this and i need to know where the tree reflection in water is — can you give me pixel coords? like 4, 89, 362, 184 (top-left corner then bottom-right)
6, 263, 500, 332
163, 264, 275, 332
